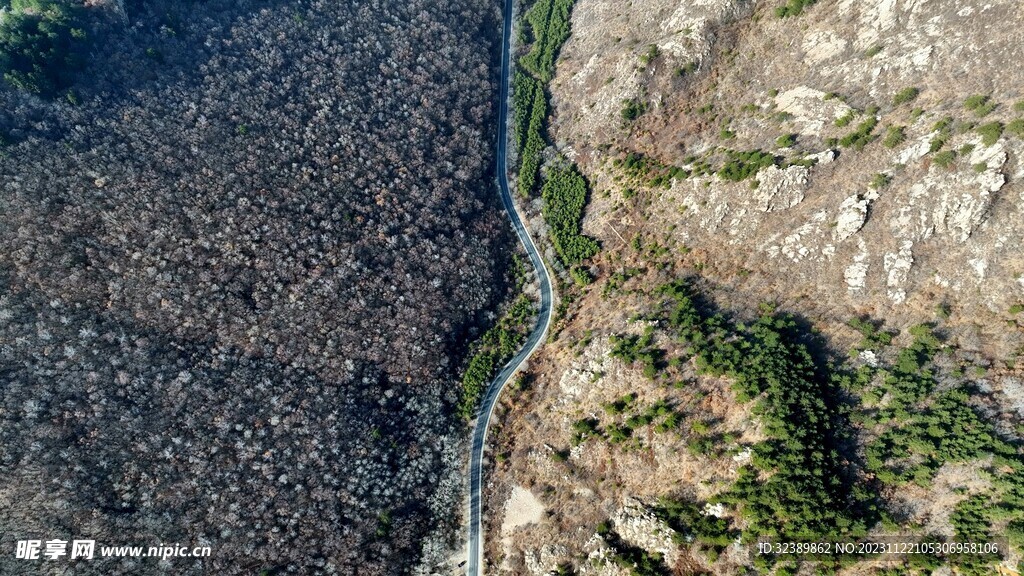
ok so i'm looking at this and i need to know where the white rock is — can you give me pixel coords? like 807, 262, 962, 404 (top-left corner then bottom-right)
858, 350, 879, 367
808, 149, 836, 164
834, 195, 870, 241
755, 165, 809, 212
611, 499, 679, 567
884, 241, 914, 304
802, 30, 849, 64
774, 86, 853, 137
703, 503, 726, 517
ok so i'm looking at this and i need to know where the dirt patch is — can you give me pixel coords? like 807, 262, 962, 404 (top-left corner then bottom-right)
501, 486, 547, 537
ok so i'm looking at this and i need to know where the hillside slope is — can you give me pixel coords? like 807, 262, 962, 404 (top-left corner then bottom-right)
488, 1, 1024, 574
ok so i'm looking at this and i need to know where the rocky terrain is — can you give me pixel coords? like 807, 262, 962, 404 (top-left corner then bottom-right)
489, 0, 1024, 574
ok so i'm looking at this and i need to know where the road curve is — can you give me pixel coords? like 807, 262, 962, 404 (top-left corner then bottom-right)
466, 0, 554, 572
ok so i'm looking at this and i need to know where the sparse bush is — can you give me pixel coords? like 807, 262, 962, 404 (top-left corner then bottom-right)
776, 133, 797, 148
609, 328, 663, 377
570, 266, 594, 286
621, 97, 648, 122
605, 423, 632, 443
839, 115, 879, 150
892, 87, 920, 106
883, 126, 906, 148
717, 149, 777, 181
1007, 119, 1024, 138
775, 0, 817, 18
848, 315, 894, 349
863, 44, 884, 58
835, 110, 856, 127
572, 418, 600, 445
639, 43, 659, 66
933, 150, 956, 169
964, 94, 996, 117
870, 172, 892, 189
977, 121, 1004, 146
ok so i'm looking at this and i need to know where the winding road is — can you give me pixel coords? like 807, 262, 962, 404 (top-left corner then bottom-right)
466, 0, 554, 572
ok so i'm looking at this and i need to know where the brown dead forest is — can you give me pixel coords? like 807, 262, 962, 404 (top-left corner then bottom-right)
0, 0, 511, 574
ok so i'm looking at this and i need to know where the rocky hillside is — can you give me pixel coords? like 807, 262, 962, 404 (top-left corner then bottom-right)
554, 0, 1024, 349
489, 0, 1024, 574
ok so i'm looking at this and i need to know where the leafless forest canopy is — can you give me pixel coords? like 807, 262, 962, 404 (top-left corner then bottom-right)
0, 0, 509, 573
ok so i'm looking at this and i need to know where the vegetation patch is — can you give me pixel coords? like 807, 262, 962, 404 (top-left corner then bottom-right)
977, 121, 1004, 146
892, 87, 920, 106
621, 97, 648, 122
774, 0, 817, 18
775, 133, 797, 148
610, 326, 663, 379
839, 115, 879, 150
717, 149, 778, 182
883, 125, 906, 148
933, 149, 956, 169
0, 0, 91, 95
835, 110, 856, 128
458, 260, 537, 419
869, 172, 892, 190
542, 163, 600, 266
513, 72, 548, 196
1007, 118, 1024, 138
964, 94, 997, 117
616, 152, 689, 188
519, 0, 574, 82
657, 280, 876, 542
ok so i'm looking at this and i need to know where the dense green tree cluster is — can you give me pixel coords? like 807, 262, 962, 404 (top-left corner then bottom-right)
858, 327, 1024, 572
513, 0, 576, 200
512, 71, 547, 196
0, 0, 90, 95
519, 0, 573, 82
716, 149, 778, 182
609, 326, 664, 378
866, 389, 1010, 486
458, 293, 535, 419
608, 280, 1024, 571
541, 163, 600, 266
861, 324, 939, 411
515, 1, 599, 273
656, 280, 876, 542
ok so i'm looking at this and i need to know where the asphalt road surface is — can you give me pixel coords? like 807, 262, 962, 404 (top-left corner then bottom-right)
465, 0, 554, 572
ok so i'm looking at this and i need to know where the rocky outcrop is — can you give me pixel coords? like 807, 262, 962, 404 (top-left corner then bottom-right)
611, 499, 679, 566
